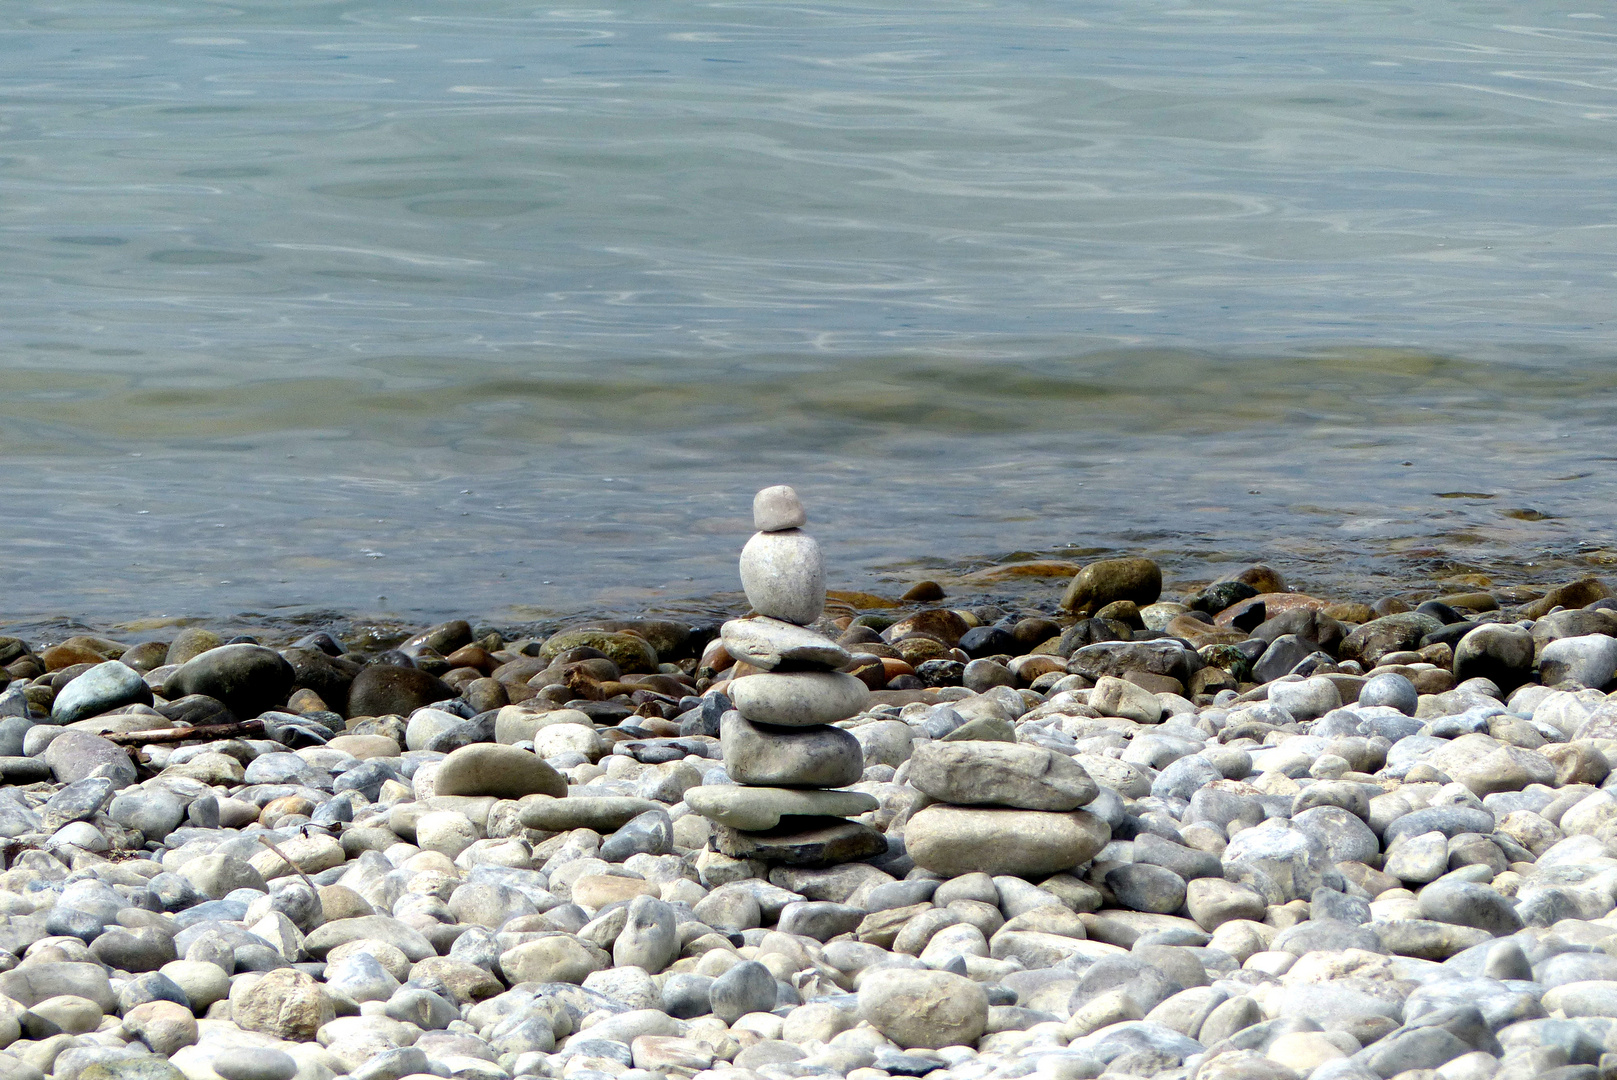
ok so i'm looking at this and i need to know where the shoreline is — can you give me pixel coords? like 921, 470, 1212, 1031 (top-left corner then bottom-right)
1, 542, 1616, 1080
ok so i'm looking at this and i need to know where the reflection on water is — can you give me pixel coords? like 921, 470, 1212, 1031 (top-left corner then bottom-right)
2, 0, 1616, 628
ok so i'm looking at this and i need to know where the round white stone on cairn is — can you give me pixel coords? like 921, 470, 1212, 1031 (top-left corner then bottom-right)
739, 529, 824, 626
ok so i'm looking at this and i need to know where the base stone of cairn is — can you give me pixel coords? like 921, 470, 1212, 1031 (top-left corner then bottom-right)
696, 485, 887, 867
903, 728, 1111, 878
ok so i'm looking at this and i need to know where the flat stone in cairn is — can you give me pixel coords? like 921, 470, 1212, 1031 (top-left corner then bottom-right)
713, 817, 887, 866
685, 786, 877, 831
719, 711, 864, 788
728, 670, 869, 726
720, 617, 850, 670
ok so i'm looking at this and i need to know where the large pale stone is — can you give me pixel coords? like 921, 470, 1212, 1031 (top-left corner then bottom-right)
433, 744, 566, 799
907, 741, 1096, 811
229, 968, 332, 1041
739, 530, 825, 625
858, 968, 988, 1050
906, 805, 1109, 878
729, 671, 868, 727
493, 707, 593, 746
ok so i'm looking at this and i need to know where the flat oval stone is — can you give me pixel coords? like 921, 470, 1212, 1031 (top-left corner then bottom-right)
686, 786, 878, 831
520, 796, 662, 832
720, 618, 849, 671
906, 805, 1110, 878
211, 1048, 298, 1080
713, 817, 887, 867
729, 671, 869, 726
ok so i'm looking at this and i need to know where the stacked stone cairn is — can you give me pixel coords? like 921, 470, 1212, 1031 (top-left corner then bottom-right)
686, 486, 888, 867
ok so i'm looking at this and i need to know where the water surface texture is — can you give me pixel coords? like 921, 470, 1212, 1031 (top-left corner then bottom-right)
3, 0, 1616, 628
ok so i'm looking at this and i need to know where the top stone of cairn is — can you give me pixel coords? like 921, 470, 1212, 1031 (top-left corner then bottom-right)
753, 485, 806, 532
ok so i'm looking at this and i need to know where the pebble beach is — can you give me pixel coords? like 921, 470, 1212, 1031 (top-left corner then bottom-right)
3, 487, 1617, 1080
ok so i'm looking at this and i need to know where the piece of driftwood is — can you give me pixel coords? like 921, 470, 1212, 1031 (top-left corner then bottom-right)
104, 719, 264, 745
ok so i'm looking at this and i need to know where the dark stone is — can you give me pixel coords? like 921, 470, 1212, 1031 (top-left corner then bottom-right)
1104, 864, 1187, 914
776, 901, 864, 942
661, 973, 713, 1019
1252, 635, 1316, 684
1187, 581, 1258, 616
570, 701, 633, 724
1416, 601, 1465, 625
599, 810, 673, 862
402, 620, 474, 657
155, 695, 236, 727
1252, 608, 1346, 653
162, 645, 295, 720
346, 665, 456, 718
0, 757, 52, 783
234, 944, 291, 972
147, 873, 201, 913
1358, 1027, 1471, 1077
332, 760, 399, 801
118, 971, 190, 1013
1382, 806, 1495, 847
1340, 613, 1444, 666
1067, 640, 1201, 685
713, 817, 887, 867
1132, 833, 1222, 880
914, 660, 965, 687
1057, 619, 1126, 655
292, 632, 345, 656
423, 713, 496, 753
90, 928, 176, 972
280, 648, 356, 713
1231, 603, 1267, 634
709, 960, 777, 1023
959, 626, 1015, 659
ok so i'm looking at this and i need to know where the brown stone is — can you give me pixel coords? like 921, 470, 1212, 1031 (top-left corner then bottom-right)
41, 644, 109, 671
260, 797, 316, 826
900, 581, 946, 603
1166, 616, 1247, 649
1060, 558, 1163, 616
1123, 670, 1183, 696
571, 875, 661, 909
1322, 602, 1375, 624
883, 609, 971, 648
894, 637, 951, 666
960, 561, 1080, 583
1217, 564, 1287, 595
1522, 578, 1612, 619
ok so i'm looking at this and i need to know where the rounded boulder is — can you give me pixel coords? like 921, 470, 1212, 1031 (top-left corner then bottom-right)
162, 645, 294, 720
432, 744, 566, 799
858, 968, 987, 1049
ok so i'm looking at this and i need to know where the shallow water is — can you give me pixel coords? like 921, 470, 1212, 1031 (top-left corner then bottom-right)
3, 0, 1616, 631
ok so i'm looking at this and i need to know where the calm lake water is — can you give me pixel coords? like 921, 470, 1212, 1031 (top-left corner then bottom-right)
3, 0, 1616, 633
